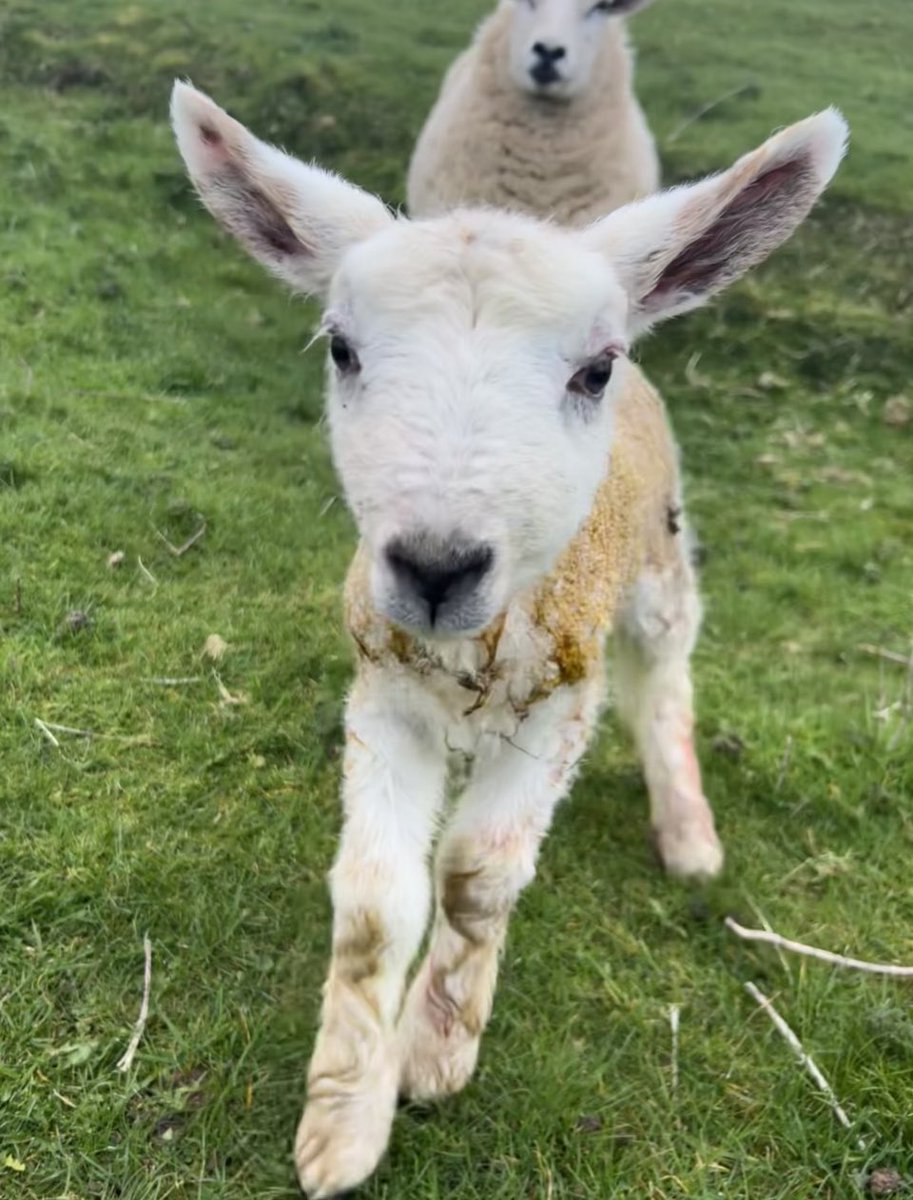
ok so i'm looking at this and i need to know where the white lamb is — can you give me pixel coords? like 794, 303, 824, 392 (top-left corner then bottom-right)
408, 0, 660, 225
171, 81, 847, 1199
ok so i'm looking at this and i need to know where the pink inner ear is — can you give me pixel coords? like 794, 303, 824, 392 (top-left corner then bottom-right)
194, 118, 234, 172
642, 155, 814, 311
208, 159, 312, 262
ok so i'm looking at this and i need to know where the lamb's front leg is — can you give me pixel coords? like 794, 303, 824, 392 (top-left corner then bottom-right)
398, 683, 599, 1101
296, 676, 446, 1198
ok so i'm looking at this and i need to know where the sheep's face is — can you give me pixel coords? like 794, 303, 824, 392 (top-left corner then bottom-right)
506, 0, 652, 99
172, 82, 848, 638
324, 213, 629, 636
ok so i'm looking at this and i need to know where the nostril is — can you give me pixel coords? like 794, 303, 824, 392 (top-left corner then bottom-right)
456, 544, 494, 587
532, 41, 566, 62
386, 539, 494, 614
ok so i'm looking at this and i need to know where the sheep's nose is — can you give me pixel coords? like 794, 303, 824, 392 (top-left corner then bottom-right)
530, 42, 566, 86
532, 41, 567, 62
386, 535, 494, 625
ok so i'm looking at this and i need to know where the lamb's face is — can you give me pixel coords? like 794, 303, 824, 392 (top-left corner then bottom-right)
171, 84, 847, 639
507, 0, 648, 99
324, 211, 629, 637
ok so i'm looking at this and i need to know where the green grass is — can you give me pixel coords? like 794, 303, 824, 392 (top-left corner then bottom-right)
1, 0, 911, 1196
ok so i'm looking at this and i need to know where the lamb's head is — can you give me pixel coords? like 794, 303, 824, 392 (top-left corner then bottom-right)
505, 0, 656, 99
172, 83, 847, 638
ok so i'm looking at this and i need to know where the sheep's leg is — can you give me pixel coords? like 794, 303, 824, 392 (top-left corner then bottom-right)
295, 678, 446, 1199
613, 537, 723, 880
398, 684, 599, 1101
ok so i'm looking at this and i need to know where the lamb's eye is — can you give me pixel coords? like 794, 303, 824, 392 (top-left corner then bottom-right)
589, 1, 618, 12
568, 355, 615, 399
330, 334, 359, 375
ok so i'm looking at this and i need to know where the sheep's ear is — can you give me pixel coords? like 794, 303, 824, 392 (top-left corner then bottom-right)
583, 110, 848, 336
170, 81, 393, 298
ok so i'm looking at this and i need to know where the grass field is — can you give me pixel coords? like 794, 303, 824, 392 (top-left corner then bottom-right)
1, 1, 912, 1196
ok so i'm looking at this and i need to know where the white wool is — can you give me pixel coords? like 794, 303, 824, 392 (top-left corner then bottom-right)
407, 0, 660, 226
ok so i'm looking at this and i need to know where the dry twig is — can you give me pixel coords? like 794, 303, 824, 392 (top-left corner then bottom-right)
34, 721, 154, 746
858, 643, 913, 668
34, 718, 61, 748
667, 83, 758, 144
155, 520, 207, 558
668, 1004, 681, 1093
727, 917, 913, 977
116, 934, 153, 1073
40, 722, 93, 739
744, 981, 866, 1151
144, 676, 204, 686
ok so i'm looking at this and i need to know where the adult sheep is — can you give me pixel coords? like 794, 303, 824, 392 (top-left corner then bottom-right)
172, 81, 847, 1197
408, 0, 660, 225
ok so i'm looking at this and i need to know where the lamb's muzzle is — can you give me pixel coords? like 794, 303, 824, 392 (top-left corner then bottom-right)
383, 532, 496, 634
170, 80, 848, 1198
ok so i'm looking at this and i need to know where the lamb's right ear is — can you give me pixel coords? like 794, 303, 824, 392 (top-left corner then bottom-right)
583, 110, 848, 337
170, 81, 393, 298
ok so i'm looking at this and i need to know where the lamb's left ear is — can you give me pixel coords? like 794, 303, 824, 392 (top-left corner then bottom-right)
170, 81, 393, 298
583, 109, 848, 336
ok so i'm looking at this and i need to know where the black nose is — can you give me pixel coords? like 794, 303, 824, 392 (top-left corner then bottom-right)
530, 43, 565, 86
532, 42, 567, 62
386, 535, 494, 623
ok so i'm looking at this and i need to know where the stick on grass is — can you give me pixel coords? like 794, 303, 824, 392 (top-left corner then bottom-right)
116, 934, 153, 1073
669, 1003, 681, 1093
144, 676, 204, 686
744, 981, 866, 1151
727, 917, 913, 977
858, 643, 913, 668
34, 718, 61, 748
155, 520, 207, 558
666, 83, 758, 144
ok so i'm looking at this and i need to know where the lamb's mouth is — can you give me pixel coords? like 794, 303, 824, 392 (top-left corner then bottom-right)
529, 62, 564, 89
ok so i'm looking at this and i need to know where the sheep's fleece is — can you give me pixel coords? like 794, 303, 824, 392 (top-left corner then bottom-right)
407, 1, 659, 225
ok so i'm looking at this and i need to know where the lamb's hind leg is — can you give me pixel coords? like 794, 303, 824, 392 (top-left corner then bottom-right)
398, 683, 599, 1101
613, 528, 724, 880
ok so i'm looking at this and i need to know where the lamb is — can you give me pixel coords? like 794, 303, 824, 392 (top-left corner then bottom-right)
407, 0, 660, 225
171, 80, 847, 1198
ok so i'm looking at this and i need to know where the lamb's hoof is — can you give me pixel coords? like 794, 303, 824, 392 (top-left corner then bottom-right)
294, 1059, 398, 1197
399, 1020, 481, 1102
398, 968, 481, 1102
653, 812, 724, 881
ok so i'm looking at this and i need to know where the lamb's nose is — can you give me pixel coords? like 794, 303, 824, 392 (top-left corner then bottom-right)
386, 536, 494, 623
532, 41, 567, 62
